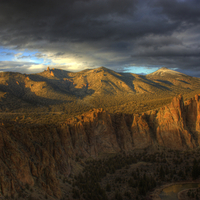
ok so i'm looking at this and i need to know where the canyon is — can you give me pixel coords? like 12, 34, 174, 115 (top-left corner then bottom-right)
1, 93, 200, 199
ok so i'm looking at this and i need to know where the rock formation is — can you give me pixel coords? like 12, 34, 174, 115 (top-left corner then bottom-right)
1, 94, 200, 199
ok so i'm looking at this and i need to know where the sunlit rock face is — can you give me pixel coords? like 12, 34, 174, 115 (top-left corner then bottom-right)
154, 95, 195, 149
1, 94, 200, 199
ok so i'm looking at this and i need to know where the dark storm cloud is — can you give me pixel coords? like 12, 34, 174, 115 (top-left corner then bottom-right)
136, 36, 183, 48
0, 0, 138, 43
0, 0, 200, 75
155, 0, 200, 23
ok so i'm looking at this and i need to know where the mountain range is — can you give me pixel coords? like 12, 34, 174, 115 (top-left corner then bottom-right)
1, 67, 200, 121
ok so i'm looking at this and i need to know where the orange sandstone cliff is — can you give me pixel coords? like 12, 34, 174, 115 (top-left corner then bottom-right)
0, 94, 200, 198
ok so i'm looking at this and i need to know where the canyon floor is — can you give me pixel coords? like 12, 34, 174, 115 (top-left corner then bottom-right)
3, 146, 200, 200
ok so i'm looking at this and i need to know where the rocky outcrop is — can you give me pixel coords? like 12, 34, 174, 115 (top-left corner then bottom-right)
153, 95, 195, 149
1, 94, 200, 199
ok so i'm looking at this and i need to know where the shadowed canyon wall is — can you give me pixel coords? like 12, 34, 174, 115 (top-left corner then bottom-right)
0, 94, 200, 198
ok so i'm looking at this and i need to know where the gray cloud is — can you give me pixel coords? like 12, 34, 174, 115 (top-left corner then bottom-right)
0, 0, 200, 75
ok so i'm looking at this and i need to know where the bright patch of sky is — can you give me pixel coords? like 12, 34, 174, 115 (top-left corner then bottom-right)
124, 66, 160, 75
0, 46, 51, 65
0, 46, 162, 74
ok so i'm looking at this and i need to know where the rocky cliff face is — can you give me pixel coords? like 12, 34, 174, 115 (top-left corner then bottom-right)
0, 94, 200, 199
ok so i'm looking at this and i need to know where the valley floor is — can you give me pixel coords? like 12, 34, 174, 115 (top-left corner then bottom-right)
64, 147, 200, 200
151, 180, 200, 200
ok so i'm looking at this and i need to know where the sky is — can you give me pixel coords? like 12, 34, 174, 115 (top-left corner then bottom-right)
0, 0, 200, 76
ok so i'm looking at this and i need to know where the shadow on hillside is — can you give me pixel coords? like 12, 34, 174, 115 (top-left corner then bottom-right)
179, 80, 190, 84
0, 75, 94, 107
139, 76, 171, 91
0, 82, 71, 106
108, 70, 172, 92
29, 72, 95, 98
100, 80, 123, 94
107, 71, 136, 92
156, 79, 174, 85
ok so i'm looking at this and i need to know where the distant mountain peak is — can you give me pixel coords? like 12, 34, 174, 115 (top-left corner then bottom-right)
99, 66, 107, 70
159, 67, 168, 70
95, 66, 110, 72
149, 67, 184, 76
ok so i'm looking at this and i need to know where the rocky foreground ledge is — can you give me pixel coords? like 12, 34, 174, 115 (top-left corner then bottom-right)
0, 94, 200, 199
